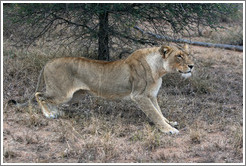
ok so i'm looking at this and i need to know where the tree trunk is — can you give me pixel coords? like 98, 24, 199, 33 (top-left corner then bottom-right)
98, 8, 109, 61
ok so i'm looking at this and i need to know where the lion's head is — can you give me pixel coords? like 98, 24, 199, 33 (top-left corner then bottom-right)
159, 44, 194, 78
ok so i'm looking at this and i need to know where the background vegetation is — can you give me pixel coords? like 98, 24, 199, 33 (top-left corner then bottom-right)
3, 3, 242, 60
2, 2, 243, 163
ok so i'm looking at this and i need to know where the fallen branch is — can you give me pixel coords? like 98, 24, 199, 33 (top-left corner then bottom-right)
134, 26, 243, 52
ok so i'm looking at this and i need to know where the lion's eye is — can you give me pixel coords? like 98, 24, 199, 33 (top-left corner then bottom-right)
177, 55, 183, 59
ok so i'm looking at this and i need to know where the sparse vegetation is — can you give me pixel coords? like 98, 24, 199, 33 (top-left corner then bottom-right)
2, 2, 243, 164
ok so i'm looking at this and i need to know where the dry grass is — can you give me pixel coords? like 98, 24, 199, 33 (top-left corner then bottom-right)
195, 24, 243, 46
2, 32, 244, 164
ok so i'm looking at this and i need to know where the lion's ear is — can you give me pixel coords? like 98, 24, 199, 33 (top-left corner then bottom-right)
184, 43, 189, 52
160, 45, 172, 59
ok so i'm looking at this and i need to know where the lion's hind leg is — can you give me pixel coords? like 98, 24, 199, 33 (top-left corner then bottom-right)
35, 92, 63, 119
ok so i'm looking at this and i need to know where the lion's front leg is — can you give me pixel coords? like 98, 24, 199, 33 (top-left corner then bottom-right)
132, 96, 179, 134
149, 96, 178, 127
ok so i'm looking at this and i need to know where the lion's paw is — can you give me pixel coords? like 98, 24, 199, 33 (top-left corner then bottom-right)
41, 104, 64, 119
43, 111, 59, 119
169, 128, 179, 135
161, 127, 179, 135
169, 121, 178, 127
45, 110, 65, 119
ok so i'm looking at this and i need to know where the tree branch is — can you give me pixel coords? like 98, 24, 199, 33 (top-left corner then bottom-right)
134, 26, 243, 52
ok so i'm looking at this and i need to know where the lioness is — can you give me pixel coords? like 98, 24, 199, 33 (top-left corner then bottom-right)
17, 44, 194, 134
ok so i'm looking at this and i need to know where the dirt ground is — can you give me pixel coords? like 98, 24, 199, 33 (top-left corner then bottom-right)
2, 43, 244, 163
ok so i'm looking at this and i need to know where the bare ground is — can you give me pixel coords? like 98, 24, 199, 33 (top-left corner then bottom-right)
2, 43, 244, 163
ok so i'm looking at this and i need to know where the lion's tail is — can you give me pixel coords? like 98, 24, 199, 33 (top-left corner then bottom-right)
8, 67, 45, 108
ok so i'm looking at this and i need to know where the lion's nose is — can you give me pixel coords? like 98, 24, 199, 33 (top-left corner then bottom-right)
188, 65, 194, 69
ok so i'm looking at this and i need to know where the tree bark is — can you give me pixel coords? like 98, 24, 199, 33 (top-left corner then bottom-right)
98, 8, 109, 61
134, 26, 243, 52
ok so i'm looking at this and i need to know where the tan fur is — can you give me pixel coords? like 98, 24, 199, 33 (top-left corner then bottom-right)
35, 44, 194, 134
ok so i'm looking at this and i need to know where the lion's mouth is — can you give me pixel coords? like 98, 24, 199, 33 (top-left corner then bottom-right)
178, 70, 191, 74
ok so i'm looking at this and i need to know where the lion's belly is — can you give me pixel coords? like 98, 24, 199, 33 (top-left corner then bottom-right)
86, 73, 132, 99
